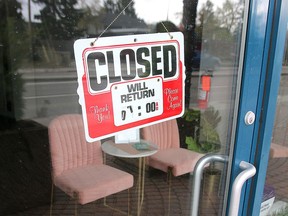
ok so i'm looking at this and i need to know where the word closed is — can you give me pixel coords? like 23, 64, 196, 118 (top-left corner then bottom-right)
86, 44, 177, 92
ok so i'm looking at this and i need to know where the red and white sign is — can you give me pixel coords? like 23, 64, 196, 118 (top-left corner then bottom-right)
74, 33, 185, 142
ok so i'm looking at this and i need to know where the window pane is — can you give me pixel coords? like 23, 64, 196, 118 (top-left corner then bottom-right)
0, 0, 246, 215
263, 28, 288, 215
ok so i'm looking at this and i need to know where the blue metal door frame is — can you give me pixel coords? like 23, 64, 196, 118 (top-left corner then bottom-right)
246, 0, 288, 215
227, 0, 288, 215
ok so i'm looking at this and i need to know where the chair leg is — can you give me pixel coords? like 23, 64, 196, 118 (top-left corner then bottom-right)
167, 168, 173, 216
103, 189, 131, 215
50, 183, 54, 216
127, 188, 130, 216
73, 192, 78, 216
75, 199, 77, 216
50, 183, 78, 216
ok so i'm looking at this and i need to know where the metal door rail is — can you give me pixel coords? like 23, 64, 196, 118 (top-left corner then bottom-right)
228, 161, 256, 216
191, 154, 228, 216
190, 154, 256, 216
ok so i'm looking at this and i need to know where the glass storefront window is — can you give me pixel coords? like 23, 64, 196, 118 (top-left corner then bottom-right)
0, 0, 247, 215
263, 28, 288, 216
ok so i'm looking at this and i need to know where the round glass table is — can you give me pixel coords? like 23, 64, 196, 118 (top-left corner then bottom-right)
102, 139, 158, 216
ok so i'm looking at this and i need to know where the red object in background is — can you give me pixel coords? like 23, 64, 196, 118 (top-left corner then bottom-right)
201, 75, 211, 91
198, 74, 211, 109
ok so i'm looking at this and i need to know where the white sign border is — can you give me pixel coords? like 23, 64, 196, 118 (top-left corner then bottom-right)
74, 32, 186, 142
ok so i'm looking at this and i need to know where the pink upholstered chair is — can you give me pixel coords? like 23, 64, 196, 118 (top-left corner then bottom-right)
48, 114, 133, 215
270, 142, 288, 158
141, 119, 204, 177
141, 119, 204, 214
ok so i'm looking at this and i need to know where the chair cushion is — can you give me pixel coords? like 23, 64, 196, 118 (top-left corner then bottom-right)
148, 148, 204, 176
270, 143, 288, 158
54, 164, 133, 205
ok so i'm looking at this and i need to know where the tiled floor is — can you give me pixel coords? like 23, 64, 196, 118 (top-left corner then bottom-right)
4, 155, 219, 216
265, 158, 288, 204
4, 156, 288, 216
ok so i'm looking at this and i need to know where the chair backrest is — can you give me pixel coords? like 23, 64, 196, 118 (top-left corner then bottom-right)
141, 119, 180, 150
48, 114, 103, 178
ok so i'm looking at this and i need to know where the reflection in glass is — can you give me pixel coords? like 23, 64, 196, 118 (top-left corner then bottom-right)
263, 30, 288, 215
0, 0, 246, 215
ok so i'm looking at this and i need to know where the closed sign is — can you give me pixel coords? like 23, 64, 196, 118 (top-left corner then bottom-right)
74, 32, 185, 142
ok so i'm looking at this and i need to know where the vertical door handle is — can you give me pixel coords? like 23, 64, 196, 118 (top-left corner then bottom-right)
191, 154, 228, 216
228, 161, 256, 216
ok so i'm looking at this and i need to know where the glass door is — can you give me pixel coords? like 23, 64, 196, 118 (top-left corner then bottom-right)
186, 0, 279, 215
241, 0, 288, 215
261, 29, 288, 216
183, 0, 249, 214
0, 0, 275, 215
